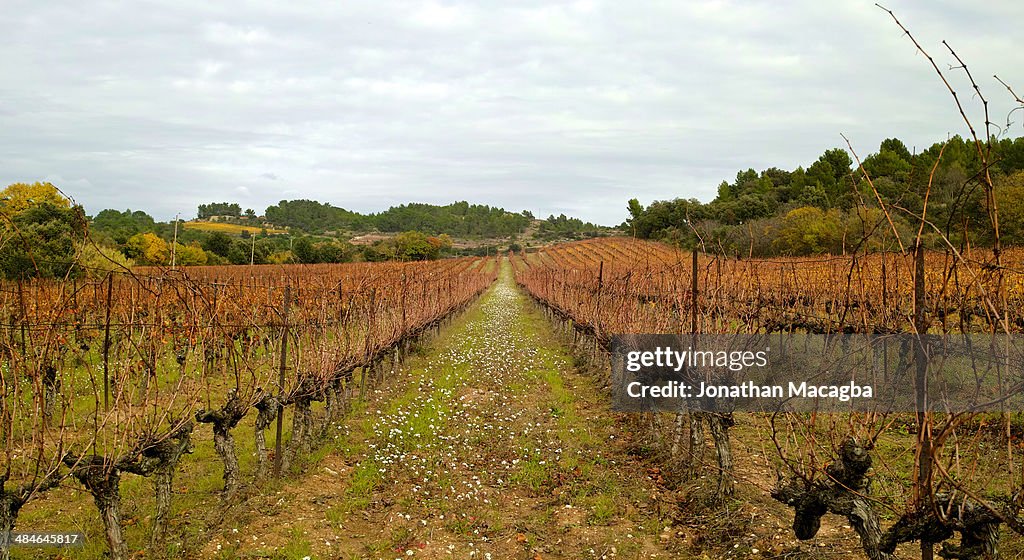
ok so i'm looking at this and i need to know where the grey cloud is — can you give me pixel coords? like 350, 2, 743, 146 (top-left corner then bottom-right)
1, 1, 1021, 225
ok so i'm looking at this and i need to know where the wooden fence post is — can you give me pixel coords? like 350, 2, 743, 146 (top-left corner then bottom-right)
691, 248, 698, 334
914, 244, 934, 560
274, 285, 291, 479
103, 273, 113, 411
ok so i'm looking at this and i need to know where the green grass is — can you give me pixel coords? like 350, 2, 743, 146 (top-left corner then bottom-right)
273, 528, 313, 559
334, 292, 493, 515
589, 493, 618, 525
509, 454, 552, 493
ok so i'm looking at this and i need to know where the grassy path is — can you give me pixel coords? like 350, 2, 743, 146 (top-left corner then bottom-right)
205, 262, 672, 559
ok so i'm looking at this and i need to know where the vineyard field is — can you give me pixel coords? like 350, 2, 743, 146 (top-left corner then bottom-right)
513, 237, 1024, 559
0, 258, 496, 559
3, 239, 1024, 560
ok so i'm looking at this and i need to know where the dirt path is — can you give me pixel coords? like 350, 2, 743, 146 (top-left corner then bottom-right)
203, 263, 673, 559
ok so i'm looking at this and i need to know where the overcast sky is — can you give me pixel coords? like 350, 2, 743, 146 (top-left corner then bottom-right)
2, 1, 1022, 225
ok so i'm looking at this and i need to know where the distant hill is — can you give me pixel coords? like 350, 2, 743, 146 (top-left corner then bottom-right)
72, 197, 613, 271
625, 134, 1024, 256
263, 199, 370, 233
263, 199, 537, 238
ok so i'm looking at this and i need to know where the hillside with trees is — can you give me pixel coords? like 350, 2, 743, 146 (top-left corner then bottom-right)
1, 186, 611, 277
263, 199, 370, 233
197, 202, 243, 219
373, 202, 531, 236
537, 213, 604, 240
262, 200, 534, 237
625, 134, 1024, 256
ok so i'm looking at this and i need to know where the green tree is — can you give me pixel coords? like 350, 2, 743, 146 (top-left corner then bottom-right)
863, 150, 911, 182
0, 201, 87, 279
0, 182, 71, 213
879, 137, 912, 161
391, 231, 440, 260
626, 198, 644, 231
202, 231, 233, 257
292, 237, 318, 264
173, 242, 208, 266
197, 202, 241, 219
76, 242, 135, 276
91, 209, 156, 245
264, 199, 367, 233
226, 239, 269, 265
773, 207, 844, 255
807, 149, 854, 208
125, 232, 170, 265
994, 171, 1024, 245
315, 240, 354, 263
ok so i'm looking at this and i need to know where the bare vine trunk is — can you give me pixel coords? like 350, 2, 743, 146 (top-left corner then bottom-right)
773, 439, 892, 560
0, 495, 18, 560
670, 412, 685, 458
0, 473, 61, 560
99, 487, 127, 560
283, 374, 326, 471
775, 436, 1016, 560
323, 381, 337, 428
686, 412, 705, 480
707, 412, 735, 500
214, 427, 240, 498
151, 469, 173, 544
147, 425, 193, 548
254, 394, 278, 481
66, 456, 128, 560
285, 397, 313, 469
196, 392, 247, 499
42, 365, 59, 424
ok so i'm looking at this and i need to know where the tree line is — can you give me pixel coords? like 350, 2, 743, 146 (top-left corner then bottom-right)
537, 213, 604, 240
263, 199, 534, 237
625, 134, 1024, 256
0, 185, 472, 278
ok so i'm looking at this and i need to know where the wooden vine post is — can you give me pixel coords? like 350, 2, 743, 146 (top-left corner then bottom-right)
691, 248, 698, 333
914, 244, 934, 560
686, 248, 705, 477
596, 261, 603, 339
274, 284, 291, 479
17, 279, 26, 359
103, 273, 113, 410
402, 270, 408, 332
